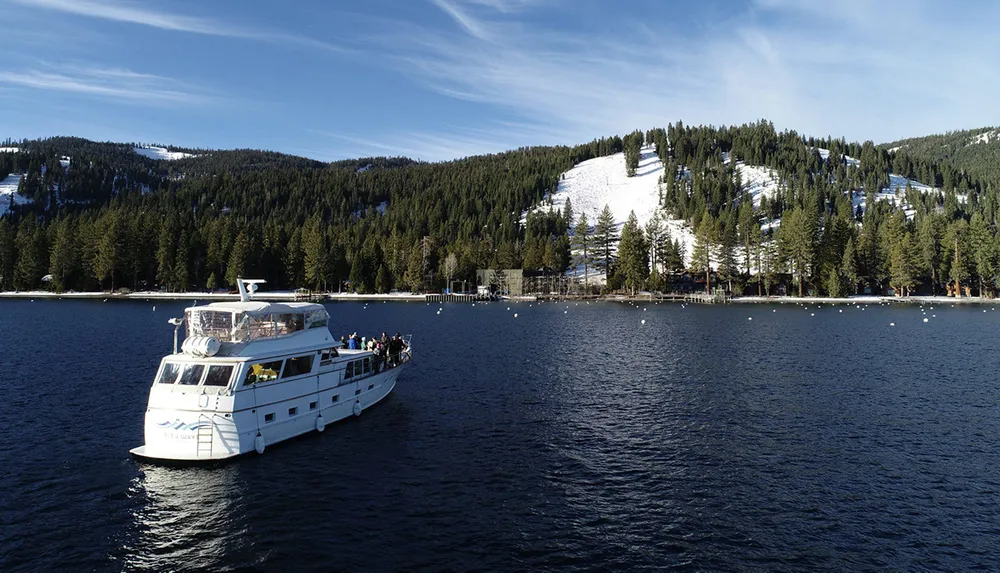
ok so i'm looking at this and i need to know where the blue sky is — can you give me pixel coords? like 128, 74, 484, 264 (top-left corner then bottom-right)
1, 0, 998, 161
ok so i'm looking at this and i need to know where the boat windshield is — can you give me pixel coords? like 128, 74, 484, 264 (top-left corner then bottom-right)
187, 308, 330, 343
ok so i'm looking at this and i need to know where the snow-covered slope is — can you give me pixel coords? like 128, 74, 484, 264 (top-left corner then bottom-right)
734, 163, 780, 208
134, 146, 195, 160
0, 173, 30, 218
539, 144, 663, 228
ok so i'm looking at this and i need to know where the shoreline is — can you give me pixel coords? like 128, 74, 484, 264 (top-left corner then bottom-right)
0, 290, 994, 305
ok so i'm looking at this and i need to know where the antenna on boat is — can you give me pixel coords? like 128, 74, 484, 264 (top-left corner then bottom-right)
236, 277, 267, 302
168, 317, 184, 354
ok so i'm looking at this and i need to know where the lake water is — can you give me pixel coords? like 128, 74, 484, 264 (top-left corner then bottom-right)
1, 298, 999, 572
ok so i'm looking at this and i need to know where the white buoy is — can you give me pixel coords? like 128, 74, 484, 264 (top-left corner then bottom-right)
152, 305, 156, 311
748, 317, 752, 321
513, 313, 518, 318
890, 322, 895, 326
641, 319, 646, 324
923, 318, 929, 323
839, 309, 842, 313
810, 313, 815, 316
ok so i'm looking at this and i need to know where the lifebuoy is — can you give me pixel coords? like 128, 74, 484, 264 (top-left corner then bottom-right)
254, 434, 265, 455
316, 415, 326, 432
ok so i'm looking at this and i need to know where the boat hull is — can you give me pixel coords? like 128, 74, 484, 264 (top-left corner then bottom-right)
132, 364, 404, 462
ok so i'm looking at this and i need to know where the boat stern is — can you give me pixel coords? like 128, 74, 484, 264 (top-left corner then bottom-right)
134, 409, 242, 461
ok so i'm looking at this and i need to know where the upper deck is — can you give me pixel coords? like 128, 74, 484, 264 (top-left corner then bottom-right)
186, 301, 330, 344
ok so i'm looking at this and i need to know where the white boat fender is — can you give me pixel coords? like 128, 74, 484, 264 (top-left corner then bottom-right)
316, 415, 326, 432
254, 433, 265, 455
353, 401, 362, 417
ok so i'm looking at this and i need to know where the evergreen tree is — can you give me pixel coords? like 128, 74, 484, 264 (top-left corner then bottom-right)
14, 217, 43, 290
690, 212, 715, 293
944, 219, 969, 296
0, 219, 15, 290
917, 214, 943, 294
303, 216, 329, 290
594, 205, 619, 284
777, 207, 816, 296
841, 237, 858, 295
572, 212, 592, 291
889, 232, 920, 296
968, 212, 996, 296
617, 211, 649, 295
49, 218, 79, 292
226, 231, 249, 288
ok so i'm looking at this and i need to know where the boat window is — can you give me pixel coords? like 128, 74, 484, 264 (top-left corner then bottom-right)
332, 394, 339, 403
203, 365, 234, 387
355, 359, 365, 375
245, 360, 283, 385
307, 308, 330, 329
282, 355, 314, 378
157, 362, 181, 384
288, 406, 298, 416
178, 364, 205, 386
363, 357, 371, 374
264, 413, 274, 423
320, 348, 338, 364
309, 401, 317, 410
345, 362, 354, 379
276, 313, 305, 336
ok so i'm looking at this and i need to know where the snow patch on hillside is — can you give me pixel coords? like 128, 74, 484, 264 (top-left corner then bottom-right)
535, 144, 663, 228
968, 130, 997, 146
735, 163, 781, 208
134, 146, 195, 161
0, 173, 30, 218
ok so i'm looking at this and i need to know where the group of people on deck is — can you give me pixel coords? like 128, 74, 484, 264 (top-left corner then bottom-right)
341, 331, 408, 372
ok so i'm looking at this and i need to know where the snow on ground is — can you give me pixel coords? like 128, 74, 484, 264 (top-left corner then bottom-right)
59, 156, 70, 168
0, 173, 30, 218
968, 130, 997, 146
527, 144, 704, 276
735, 163, 780, 209
533, 144, 663, 229
134, 146, 195, 160
852, 173, 959, 220
814, 147, 859, 167
0, 147, 19, 154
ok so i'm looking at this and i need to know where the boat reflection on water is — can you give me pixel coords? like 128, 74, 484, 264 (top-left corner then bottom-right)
123, 463, 256, 571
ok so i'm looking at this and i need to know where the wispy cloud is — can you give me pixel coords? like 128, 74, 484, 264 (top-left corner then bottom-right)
9, 0, 349, 53
360, 0, 1000, 158
0, 63, 212, 104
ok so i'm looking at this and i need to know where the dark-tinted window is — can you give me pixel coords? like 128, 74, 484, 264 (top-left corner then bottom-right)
345, 362, 354, 379
288, 407, 297, 416
332, 394, 339, 403
204, 365, 233, 387
282, 355, 314, 378
157, 363, 181, 384
264, 413, 274, 423
363, 358, 371, 373
178, 364, 205, 386
246, 360, 283, 385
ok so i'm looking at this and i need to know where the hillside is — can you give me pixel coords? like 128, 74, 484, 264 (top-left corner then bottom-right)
0, 122, 997, 299
882, 127, 1000, 190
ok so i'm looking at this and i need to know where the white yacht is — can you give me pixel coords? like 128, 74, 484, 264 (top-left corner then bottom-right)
130, 279, 411, 462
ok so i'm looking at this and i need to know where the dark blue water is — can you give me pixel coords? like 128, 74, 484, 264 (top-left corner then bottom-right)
2, 298, 1000, 572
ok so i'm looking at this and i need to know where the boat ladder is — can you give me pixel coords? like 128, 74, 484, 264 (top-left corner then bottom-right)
196, 415, 214, 458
